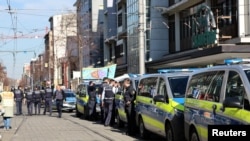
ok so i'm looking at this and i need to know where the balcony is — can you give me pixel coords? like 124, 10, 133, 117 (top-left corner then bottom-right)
161, 0, 203, 15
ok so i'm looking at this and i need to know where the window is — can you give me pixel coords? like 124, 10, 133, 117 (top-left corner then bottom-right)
157, 78, 167, 97
169, 76, 189, 98
187, 71, 224, 102
138, 77, 158, 98
225, 71, 244, 102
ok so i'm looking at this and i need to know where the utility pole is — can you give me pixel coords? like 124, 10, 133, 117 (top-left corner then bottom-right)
138, 0, 146, 74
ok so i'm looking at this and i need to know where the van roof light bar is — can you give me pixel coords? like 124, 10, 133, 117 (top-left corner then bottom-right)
157, 68, 199, 73
224, 58, 250, 65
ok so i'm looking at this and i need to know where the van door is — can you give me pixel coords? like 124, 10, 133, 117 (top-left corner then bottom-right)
136, 76, 159, 132
215, 71, 250, 124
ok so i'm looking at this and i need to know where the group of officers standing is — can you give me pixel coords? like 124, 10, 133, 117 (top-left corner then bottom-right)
87, 77, 136, 136
11, 83, 65, 118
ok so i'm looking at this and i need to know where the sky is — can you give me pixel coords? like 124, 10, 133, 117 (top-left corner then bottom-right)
0, 0, 76, 80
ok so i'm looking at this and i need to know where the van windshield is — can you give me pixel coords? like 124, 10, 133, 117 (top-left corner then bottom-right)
168, 76, 189, 98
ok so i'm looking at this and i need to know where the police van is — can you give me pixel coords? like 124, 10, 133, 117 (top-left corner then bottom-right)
114, 73, 141, 127
75, 79, 102, 119
135, 69, 196, 141
184, 58, 250, 141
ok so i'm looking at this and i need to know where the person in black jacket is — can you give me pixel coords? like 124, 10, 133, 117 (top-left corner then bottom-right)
25, 87, 34, 116
87, 81, 97, 121
43, 83, 53, 116
14, 86, 24, 115
33, 86, 43, 115
123, 78, 136, 136
53, 85, 65, 118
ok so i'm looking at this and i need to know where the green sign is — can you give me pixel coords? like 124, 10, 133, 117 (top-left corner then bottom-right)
192, 5, 217, 48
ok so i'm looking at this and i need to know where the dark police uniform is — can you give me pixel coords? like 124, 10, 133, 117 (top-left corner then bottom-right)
33, 88, 43, 115
99, 81, 109, 123
14, 87, 24, 115
43, 87, 53, 116
88, 85, 97, 120
25, 89, 34, 116
103, 85, 115, 126
124, 85, 136, 136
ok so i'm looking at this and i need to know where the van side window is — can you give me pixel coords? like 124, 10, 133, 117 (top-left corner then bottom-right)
157, 78, 167, 97
226, 71, 245, 106
138, 77, 158, 98
186, 71, 224, 102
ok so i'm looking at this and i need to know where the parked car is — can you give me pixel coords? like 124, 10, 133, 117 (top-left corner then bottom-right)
52, 89, 76, 112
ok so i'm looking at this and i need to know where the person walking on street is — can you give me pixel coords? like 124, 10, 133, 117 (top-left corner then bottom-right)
25, 87, 34, 116
123, 78, 137, 136
102, 79, 115, 126
87, 81, 97, 121
43, 83, 53, 116
13, 86, 24, 115
0, 91, 14, 131
33, 86, 43, 115
53, 85, 65, 118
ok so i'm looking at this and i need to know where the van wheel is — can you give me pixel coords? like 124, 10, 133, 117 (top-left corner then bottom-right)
165, 123, 174, 141
116, 111, 124, 128
190, 129, 199, 141
76, 105, 81, 117
139, 117, 149, 139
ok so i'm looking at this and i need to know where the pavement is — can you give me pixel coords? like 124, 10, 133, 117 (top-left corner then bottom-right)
0, 104, 165, 141
0, 111, 158, 141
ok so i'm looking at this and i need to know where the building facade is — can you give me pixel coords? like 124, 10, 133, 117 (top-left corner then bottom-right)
49, 13, 77, 86
74, 0, 104, 76
146, 0, 250, 71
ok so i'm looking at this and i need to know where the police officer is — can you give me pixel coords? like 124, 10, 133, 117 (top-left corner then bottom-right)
14, 86, 24, 115
25, 87, 34, 116
87, 81, 96, 121
33, 86, 43, 115
43, 83, 53, 116
98, 77, 109, 123
101, 79, 115, 126
53, 85, 65, 118
123, 78, 136, 136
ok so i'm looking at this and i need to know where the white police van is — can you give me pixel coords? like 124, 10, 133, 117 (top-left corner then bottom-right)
135, 69, 198, 141
184, 58, 250, 141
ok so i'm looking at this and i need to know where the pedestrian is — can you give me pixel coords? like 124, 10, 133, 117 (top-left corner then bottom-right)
98, 77, 109, 123
43, 83, 53, 116
53, 85, 65, 118
102, 78, 115, 127
13, 86, 24, 115
87, 81, 96, 121
110, 81, 119, 126
25, 87, 34, 116
123, 78, 137, 136
33, 86, 43, 115
0, 91, 14, 131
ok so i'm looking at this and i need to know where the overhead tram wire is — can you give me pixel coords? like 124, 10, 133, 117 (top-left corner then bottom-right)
6, 0, 19, 79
